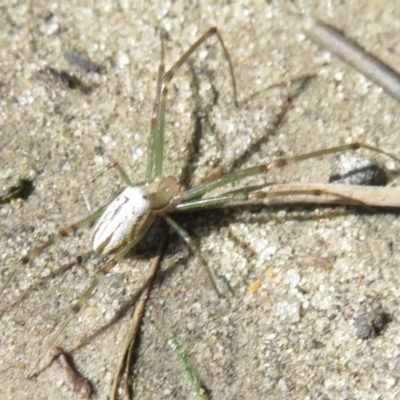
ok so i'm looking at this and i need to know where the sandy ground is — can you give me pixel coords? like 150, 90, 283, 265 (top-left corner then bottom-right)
1, 1, 400, 399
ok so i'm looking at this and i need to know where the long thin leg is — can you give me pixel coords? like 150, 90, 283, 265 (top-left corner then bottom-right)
90, 162, 133, 186
176, 183, 368, 211
165, 216, 223, 297
182, 142, 400, 201
146, 29, 167, 183
175, 180, 400, 211
147, 27, 237, 182
29, 216, 154, 377
0, 207, 105, 297
4, 254, 94, 313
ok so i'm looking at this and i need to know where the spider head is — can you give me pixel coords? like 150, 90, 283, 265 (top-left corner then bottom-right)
144, 176, 182, 212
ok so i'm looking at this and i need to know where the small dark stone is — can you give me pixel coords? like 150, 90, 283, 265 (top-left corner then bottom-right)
354, 304, 390, 339
329, 153, 387, 186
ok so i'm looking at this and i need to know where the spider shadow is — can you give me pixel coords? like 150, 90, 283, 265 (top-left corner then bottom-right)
66, 202, 370, 355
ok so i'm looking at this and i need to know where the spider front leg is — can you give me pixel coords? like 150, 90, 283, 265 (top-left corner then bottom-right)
176, 182, 369, 212
146, 27, 237, 183
181, 142, 400, 201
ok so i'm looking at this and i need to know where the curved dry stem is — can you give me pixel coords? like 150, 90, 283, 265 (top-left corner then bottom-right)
110, 232, 167, 400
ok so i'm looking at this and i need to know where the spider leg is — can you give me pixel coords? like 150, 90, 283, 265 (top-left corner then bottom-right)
4, 253, 94, 313
0, 207, 105, 297
29, 215, 154, 378
146, 29, 166, 182
165, 216, 224, 297
89, 162, 133, 186
176, 182, 369, 211
147, 27, 237, 182
182, 142, 400, 200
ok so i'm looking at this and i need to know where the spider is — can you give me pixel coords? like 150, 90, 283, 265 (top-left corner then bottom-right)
2, 26, 400, 384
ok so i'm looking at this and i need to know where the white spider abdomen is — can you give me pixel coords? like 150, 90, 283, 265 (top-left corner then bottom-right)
92, 186, 152, 253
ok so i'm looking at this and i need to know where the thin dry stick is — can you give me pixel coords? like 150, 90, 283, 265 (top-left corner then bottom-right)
220, 182, 400, 208
110, 233, 167, 400
302, 16, 400, 102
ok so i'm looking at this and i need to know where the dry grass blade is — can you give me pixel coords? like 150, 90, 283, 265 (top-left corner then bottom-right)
302, 16, 400, 102
171, 334, 208, 400
222, 183, 400, 208
110, 232, 167, 400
